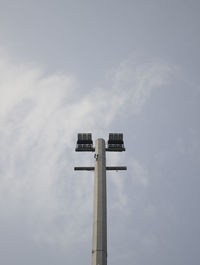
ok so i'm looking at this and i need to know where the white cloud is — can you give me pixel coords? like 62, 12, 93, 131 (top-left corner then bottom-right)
111, 57, 174, 114
0, 50, 174, 247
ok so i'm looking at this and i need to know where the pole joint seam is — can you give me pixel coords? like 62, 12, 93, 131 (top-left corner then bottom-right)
92, 249, 108, 257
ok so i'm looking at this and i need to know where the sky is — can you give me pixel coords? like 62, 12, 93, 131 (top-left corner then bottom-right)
0, 0, 200, 264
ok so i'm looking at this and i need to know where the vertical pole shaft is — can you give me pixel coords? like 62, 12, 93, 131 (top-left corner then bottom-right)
92, 139, 107, 265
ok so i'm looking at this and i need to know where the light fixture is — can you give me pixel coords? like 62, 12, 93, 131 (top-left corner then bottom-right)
106, 133, 125, 151
75, 133, 95, 152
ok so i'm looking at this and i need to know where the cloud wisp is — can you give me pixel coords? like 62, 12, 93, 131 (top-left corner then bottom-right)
0, 50, 174, 248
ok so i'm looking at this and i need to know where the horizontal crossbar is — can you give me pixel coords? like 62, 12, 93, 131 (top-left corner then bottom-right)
106, 167, 127, 170
75, 148, 125, 152
74, 167, 94, 171
74, 166, 127, 171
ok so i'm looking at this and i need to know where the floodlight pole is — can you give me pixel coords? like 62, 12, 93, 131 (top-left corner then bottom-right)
74, 133, 126, 265
92, 139, 107, 265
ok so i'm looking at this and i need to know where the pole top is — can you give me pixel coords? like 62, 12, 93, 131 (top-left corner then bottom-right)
75, 133, 126, 152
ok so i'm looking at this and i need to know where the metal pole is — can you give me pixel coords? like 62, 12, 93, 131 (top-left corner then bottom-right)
92, 139, 107, 265
74, 133, 126, 264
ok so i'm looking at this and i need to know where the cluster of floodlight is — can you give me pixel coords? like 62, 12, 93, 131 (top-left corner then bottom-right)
75, 133, 94, 151
75, 133, 125, 152
106, 133, 125, 151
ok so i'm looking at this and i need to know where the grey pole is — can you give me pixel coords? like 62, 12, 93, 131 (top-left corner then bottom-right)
92, 139, 107, 265
74, 133, 126, 265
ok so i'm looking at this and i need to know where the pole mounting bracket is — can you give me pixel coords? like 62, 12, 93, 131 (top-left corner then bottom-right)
74, 166, 127, 171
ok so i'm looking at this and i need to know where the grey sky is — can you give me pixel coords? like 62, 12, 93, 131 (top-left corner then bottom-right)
0, 1, 200, 265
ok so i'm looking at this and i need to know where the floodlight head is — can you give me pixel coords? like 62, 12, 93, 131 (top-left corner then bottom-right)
106, 133, 125, 152
75, 133, 95, 152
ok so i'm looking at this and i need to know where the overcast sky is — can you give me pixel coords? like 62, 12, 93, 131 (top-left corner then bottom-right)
0, 1, 200, 264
